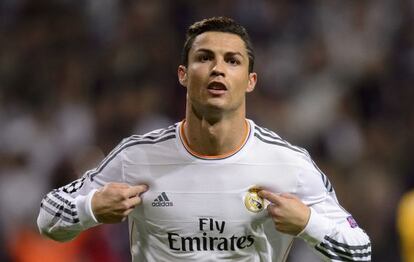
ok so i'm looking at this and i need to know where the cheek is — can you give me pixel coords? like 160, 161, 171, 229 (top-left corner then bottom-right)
232, 74, 250, 93
187, 66, 208, 88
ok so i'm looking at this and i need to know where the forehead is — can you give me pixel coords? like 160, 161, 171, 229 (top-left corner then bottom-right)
190, 31, 247, 55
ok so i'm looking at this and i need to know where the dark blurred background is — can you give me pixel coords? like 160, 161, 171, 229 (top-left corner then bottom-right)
0, 0, 413, 261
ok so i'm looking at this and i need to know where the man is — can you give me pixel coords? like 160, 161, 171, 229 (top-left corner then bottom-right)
37, 17, 371, 261
397, 190, 414, 262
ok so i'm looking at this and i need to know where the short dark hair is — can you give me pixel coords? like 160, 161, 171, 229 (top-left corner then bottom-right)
181, 17, 255, 73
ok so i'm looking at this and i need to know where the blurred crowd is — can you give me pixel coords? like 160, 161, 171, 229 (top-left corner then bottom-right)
0, 0, 413, 261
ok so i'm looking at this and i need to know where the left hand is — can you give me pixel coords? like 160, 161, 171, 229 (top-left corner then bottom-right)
258, 190, 311, 236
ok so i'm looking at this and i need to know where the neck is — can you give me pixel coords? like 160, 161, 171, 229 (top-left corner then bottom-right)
182, 107, 248, 157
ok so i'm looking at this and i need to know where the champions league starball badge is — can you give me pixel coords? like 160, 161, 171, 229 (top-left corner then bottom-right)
244, 187, 265, 213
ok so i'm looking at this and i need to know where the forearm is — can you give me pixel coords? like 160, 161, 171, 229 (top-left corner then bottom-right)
37, 188, 100, 242
298, 208, 371, 261
37, 140, 129, 241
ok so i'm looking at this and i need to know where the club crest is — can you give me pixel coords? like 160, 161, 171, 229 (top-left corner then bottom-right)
244, 187, 264, 213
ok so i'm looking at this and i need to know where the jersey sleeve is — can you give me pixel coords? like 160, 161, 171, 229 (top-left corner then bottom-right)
295, 165, 371, 261
37, 140, 126, 242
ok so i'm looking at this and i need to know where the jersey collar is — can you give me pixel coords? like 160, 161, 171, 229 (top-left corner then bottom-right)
178, 119, 251, 160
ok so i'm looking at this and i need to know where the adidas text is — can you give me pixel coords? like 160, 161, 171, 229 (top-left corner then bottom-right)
152, 201, 174, 207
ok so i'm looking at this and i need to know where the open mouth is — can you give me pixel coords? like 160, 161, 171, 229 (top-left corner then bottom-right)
207, 81, 227, 91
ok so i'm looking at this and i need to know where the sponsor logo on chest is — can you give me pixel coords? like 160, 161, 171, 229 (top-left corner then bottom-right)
147, 189, 267, 252
168, 218, 255, 251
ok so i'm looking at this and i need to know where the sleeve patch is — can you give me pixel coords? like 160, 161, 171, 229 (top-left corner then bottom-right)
347, 216, 358, 228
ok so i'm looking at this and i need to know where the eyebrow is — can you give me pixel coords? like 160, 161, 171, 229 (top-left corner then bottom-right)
195, 48, 244, 58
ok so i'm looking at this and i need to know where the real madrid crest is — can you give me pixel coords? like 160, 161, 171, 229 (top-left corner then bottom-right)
244, 187, 265, 213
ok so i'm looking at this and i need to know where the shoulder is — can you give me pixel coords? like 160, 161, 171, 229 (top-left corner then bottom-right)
88, 123, 179, 181
128, 123, 178, 144
123, 123, 178, 148
251, 121, 311, 163
250, 121, 334, 193
109, 123, 178, 158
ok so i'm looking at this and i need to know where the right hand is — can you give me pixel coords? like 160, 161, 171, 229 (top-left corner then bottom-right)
91, 183, 148, 223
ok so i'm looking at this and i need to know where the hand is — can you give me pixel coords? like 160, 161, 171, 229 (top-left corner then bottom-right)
91, 183, 148, 223
258, 190, 310, 236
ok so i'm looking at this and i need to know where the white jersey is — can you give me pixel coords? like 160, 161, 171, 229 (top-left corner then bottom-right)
37, 120, 371, 261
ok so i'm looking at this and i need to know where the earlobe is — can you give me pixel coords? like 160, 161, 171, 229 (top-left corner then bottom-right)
178, 65, 188, 87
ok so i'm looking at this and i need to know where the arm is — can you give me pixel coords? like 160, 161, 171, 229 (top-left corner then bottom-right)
37, 173, 102, 242
260, 169, 371, 261
37, 140, 147, 242
297, 191, 371, 261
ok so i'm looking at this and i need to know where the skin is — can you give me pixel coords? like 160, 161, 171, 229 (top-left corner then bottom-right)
92, 31, 310, 235
258, 191, 311, 235
179, 31, 310, 235
92, 183, 148, 223
177, 32, 257, 155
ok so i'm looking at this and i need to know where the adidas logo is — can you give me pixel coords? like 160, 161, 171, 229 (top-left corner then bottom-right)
152, 192, 174, 207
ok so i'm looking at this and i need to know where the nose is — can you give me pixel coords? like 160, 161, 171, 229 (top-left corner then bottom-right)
211, 59, 225, 77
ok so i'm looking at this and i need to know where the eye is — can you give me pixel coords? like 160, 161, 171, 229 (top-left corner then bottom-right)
227, 57, 240, 65
198, 54, 211, 62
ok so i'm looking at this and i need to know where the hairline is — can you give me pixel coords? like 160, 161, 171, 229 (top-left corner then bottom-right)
183, 30, 254, 72
189, 32, 249, 60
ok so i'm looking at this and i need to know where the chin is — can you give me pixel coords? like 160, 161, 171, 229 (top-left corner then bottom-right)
205, 100, 228, 111
189, 98, 234, 118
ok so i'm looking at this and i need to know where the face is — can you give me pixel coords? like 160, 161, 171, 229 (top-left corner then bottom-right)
178, 32, 257, 117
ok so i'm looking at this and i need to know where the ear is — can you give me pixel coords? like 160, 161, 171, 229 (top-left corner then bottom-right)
178, 65, 188, 87
246, 72, 257, 93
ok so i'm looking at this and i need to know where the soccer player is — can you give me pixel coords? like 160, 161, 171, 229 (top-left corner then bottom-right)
397, 190, 414, 262
37, 17, 371, 261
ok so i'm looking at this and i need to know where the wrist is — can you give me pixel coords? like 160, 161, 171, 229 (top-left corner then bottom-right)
297, 206, 311, 235
297, 207, 334, 245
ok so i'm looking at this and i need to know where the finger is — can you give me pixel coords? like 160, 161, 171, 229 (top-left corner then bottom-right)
123, 208, 135, 217
126, 184, 149, 197
258, 190, 283, 205
107, 182, 130, 189
126, 196, 142, 208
